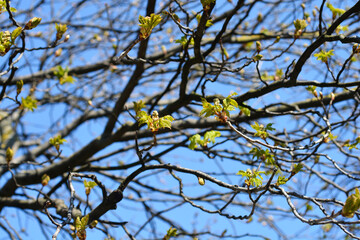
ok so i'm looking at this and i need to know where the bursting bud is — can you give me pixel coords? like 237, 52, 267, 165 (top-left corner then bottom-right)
6, 147, 13, 165
16, 80, 23, 95
25, 17, 42, 30
55, 23, 68, 40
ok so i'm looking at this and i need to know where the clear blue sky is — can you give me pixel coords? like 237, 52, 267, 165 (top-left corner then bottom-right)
0, 0, 358, 239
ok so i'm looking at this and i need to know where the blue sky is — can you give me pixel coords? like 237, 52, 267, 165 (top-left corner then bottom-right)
1, 0, 359, 239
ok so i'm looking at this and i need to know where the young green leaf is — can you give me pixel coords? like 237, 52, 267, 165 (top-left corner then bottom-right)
133, 100, 146, 114
253, 54, 263, 62
342, 188, 360, 218
189, 130, 221, 150
84, 180, 97, 188
239, 105, 251, 116
159, 115, 174, 129
204, 130, 221, 144
199, 98, 216, 118
89, 220, 98, 229
81, 214, 89, 228
196, 14, 213, 27
189, 134, 201, 150
276, 175, 288, 186
11, 27, 22, 42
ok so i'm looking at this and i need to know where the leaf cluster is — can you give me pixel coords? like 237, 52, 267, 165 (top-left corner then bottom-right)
189, 130, 221, 150
326, 2, 345, 19
134, 101, 174, 132
53, 66, 76, 84
237, 168, 265, 187
175, 35, 194, 48
251, 122, 275, 140
75, 215, 89, 240
250, 147, 275, 166
276, 175, 288, 186
344, 136, 360, 150
291, 163, 303, 175
0, 0, 16, 14
0, 17, 42, 56
293, 19, 307, 31
49, 135, 67, 151
164, 227, 177, 240
314, 50, 334, 63
21, 96, 37, 112
200, 92, 249, 123
138, 13, 162, 40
